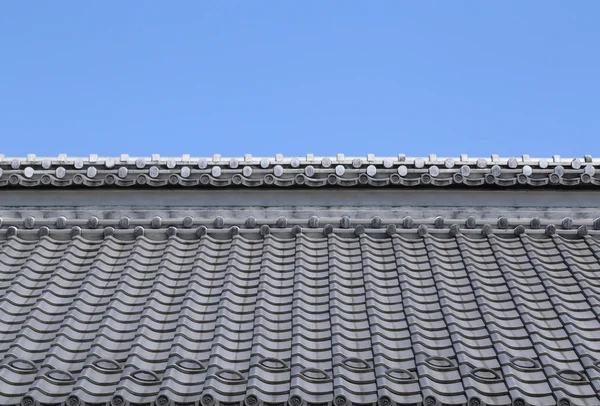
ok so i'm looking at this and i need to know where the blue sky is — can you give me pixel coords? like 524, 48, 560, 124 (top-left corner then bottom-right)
0, 2, 598, 157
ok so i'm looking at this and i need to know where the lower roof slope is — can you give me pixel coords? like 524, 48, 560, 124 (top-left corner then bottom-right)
1, 228, 600, 406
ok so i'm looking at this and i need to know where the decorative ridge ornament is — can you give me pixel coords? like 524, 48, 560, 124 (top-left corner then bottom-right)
0, 154, 598, 188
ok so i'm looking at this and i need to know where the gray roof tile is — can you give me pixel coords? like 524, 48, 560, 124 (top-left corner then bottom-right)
3, 155, 600, 190
0, 226, 600, 406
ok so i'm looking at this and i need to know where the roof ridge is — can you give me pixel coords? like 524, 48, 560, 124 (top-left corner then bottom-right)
0, 153, 597, 165
0, 154, 598, 189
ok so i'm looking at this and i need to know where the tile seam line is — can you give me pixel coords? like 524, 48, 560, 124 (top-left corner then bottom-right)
336, 233, 377, 404
289, 232, 331, 403
204, 233, 256, 397
245, 233, 285, 403
453, 234, 510, 398
357, 234, 398, 404
288, 233, 304, 405
485, 234, 558, 403
175, 232, 221, 378
324, 231, 335, 398
421, 234, 468, 401
388, 235, 423, 401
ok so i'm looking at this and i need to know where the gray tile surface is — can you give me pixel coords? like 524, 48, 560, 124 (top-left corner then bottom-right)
1, 232, 600, 406
0, 155, 599, 189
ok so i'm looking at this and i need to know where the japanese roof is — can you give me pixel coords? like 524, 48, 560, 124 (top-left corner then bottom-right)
1, 212, 600, 406
0, 154, 599, 189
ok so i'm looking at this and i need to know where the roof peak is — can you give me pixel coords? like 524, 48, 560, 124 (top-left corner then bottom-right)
0, 153, 596, 165
0, 154, 597, 189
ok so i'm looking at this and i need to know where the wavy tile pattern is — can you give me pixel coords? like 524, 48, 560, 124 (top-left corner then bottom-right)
1, 233, 600, 406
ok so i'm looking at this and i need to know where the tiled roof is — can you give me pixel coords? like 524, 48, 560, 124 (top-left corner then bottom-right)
0, 154, 599, 188
1, 217, 600, 406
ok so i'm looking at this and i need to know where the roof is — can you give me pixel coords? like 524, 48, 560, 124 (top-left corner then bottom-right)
1, 155, 600, 406
1, 212, 600, 406
0, 154, 599, 189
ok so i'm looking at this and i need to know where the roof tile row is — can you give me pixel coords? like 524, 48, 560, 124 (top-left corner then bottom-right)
1, 230, 600, 405
2, 215, 600, 241
0, 156, 598, 188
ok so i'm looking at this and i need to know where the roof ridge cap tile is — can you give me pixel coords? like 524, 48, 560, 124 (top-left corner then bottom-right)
1, 155, 598, 189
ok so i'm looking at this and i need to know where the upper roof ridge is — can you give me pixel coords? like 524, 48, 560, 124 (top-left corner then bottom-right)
0, 153, 596, 165
0, 154, 597, 189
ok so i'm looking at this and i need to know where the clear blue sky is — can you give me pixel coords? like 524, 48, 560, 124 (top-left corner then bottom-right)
1, 2, 598, 157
